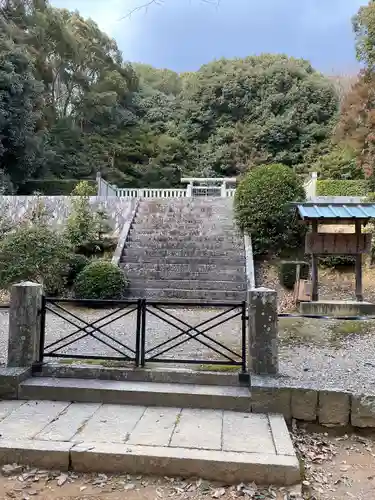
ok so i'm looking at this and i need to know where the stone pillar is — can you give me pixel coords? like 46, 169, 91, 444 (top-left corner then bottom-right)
7, 282, 43, 368
248, 288, 278, 375
186, 182, 193, 197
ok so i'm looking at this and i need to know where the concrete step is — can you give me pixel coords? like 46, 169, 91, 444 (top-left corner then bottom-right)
127, 287, 246, 301
134, 224, 237, 232
121, 262, 245, 281
126, 241, 243, 251
36, 364, 242, 386
120, 256, 246, 266
123, 248, 244, 259
137, 205, 235, 213
137, 210, 233, 220
128, 233, 243, 243
130, 229, 241, 238
0, 399, 299, 485
19, 378, 251, 411
128, 279, 246, 291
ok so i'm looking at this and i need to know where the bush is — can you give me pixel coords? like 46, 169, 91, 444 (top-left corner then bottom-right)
279, 261, 309, 290
71, 180, 97, 196
313, 146, 363, 180
234, 164, 306, 256
74, 260, 128, 299
66, 196, 97, 248
66, 185, 111, 252
66, 254, 90, 286
76, 239, 117, 258
316, 180, 369, 197
0, 225, 71, 294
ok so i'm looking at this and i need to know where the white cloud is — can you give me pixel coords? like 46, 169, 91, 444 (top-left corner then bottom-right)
50, 0, 134, 35
49, 0, 141, 59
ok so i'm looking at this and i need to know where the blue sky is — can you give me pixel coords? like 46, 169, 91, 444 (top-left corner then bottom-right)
50, 0, 366, 74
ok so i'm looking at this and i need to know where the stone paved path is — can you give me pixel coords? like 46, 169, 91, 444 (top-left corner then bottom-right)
0, 400, 299, 485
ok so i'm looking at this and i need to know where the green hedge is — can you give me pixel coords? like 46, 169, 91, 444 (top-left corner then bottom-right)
18, 179, 97, 195
316, 180, 369, 197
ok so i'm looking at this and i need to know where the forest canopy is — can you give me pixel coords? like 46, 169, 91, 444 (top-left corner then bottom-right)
0, 0, 371, 194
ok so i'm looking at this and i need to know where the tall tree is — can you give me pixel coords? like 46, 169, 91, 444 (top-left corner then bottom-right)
335, 73, 375, 178
353, 0, 375, 71
178, 55, 339, 176
0, 34, 46, 191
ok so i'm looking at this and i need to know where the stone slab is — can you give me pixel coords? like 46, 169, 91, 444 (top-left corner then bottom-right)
170, 409, 222, 450
128, 407, 180, 447
36, 403, 100, 442
71, 442, 301, 485
318, 391, 350, 426
74, 404, 145, 444
0, 401, 69, 440
0, 367, 31, 399
291, 388, 317, 421
0, 399, 299, 485
0, 440, 70, 470
268, 414, 296, 457
251, 387, 292, 420
351, 395, 375, 428
222, 412, 275, 454
300, 300, 375, 317
0, 400, 26, 421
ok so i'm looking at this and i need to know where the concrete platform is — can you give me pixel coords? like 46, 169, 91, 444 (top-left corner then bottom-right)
19, 377, 251, 411
0, 400, 300, 485
300, 300, 375, 316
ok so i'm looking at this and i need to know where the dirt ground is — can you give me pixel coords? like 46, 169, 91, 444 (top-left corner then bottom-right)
1, 429, 375, 500
256, 259, 375, 313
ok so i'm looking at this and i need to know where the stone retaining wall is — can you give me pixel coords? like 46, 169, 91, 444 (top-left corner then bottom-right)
0, 197, 137, 235
17, 364, 375, 429
251, 375, 375, 428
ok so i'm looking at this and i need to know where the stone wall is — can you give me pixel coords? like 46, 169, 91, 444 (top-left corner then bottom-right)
0, 197, 137, 236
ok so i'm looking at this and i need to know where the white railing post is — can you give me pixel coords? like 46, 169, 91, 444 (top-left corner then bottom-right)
186, 182, 193, 197
221, 181, 227, 198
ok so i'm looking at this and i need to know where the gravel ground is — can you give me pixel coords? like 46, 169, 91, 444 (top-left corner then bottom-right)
1, 304, 375, 393
278, 319, 375, 392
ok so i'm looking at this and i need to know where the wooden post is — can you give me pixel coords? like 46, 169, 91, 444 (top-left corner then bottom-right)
294, 263, 301, 305
355, 221, 363, 302
311, 221, 318, 301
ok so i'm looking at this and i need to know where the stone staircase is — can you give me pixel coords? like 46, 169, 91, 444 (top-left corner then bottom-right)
121, 198, 246, 300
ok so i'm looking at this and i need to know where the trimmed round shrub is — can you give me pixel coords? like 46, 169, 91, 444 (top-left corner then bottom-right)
279, 261, 309, 290
66, 254, 90, 286
235, 164, 306, 256
74, 260, 128, 299
0, 224, 71, 294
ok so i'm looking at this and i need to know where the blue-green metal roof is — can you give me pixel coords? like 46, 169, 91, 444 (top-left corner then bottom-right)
295, 203, 375, 220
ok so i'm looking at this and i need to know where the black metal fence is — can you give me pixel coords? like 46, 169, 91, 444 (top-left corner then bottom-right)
39, 297, 142, 366
38, 298, 247, 372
